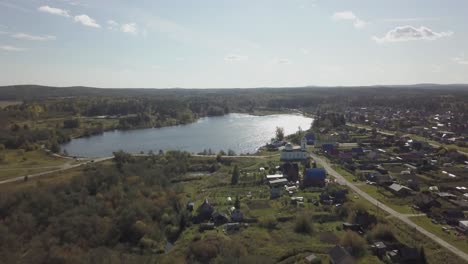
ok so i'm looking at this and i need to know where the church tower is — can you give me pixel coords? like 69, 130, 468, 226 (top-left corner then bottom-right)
301, 137, 307, 151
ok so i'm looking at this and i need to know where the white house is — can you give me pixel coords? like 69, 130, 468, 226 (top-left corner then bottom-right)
280, 137, 309, 162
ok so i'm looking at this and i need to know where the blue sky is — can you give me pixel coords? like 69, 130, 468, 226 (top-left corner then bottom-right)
0, 0, 467, 88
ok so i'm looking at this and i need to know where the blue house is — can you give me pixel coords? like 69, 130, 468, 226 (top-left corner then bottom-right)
304, 168, 327, 187
304, 133, 316, 145
351, 147, 364, 155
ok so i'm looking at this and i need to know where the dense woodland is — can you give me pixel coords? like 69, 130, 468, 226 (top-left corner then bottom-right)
0, 151, 198, 263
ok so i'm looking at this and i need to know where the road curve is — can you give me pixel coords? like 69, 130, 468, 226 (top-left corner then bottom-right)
311, 153, 468, 262
0, 157, 113, 185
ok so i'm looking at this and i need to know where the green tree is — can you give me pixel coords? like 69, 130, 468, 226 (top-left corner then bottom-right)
275, 127, 285, 141
231, 165, 239, 185
234, 196, 240, 209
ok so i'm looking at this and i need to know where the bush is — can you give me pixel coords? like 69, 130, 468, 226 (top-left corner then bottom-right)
294, 213, 314, 234
258, 216, 278, 230
370, 224, 395, 241
341, 231, 367, 257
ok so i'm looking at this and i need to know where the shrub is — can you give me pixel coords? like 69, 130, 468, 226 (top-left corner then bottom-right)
370, 224, 395, 241
341, 231, 367, 257
294, 213, 314, 234
258, 216, 278, 230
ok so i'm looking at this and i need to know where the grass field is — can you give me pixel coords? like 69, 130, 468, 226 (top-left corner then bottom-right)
0, 149, 73, 181
409, 216, 468, 255
357, 185, 415, 215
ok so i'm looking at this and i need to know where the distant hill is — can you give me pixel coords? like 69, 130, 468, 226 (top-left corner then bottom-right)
0, 84, 467, 101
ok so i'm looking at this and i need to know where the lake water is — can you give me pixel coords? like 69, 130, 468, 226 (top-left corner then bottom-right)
61, 113, 313, 157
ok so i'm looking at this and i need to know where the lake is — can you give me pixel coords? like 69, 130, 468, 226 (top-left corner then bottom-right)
61, 113, 313, 157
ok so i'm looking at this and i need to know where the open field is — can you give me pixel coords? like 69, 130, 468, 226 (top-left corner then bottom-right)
0, 149, 75, 181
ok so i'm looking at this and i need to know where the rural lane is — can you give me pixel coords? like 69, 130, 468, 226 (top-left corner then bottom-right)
311, 153, 468, 262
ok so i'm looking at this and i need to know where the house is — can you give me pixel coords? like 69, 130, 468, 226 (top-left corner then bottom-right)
224, 222, 241, 232
329, 245, 355, 264
280, 139, 309, 162
303, 168, 327, 187
339, 152, 353, 163
436, 192, 457, 200
212, 212, 230, 225
342, 222, 363, 233
459, 220, 468, 233
197, 198, 214, 222
333, 190, 347, 204
388, 183, 412, 196
366, 172, 393, 186
413, 194, 440, 212
270, 188, 281, 199
351, 147, 364, 156
371, 241, 387, 257
398, 246, 420, 263
269, 178, 288, 187
322, 143, 335, 153
304, 254, 319, 264
231, 209, 244, 222
305, 133, 316, 145
443, 209, 465, 225
320, 192, 333, 204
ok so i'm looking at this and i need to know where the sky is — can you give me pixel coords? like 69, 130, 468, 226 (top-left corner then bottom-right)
0, 0, 467, 88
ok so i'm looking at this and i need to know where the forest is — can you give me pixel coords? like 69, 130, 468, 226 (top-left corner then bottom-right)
0, 151, 199, 263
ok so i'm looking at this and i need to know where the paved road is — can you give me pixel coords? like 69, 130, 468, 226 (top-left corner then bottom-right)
311, 153, 468, 262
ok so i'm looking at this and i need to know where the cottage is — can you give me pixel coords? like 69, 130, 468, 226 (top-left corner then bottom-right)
443, 209, 464, 225
197, 198, 214, 222
303, 168, 327, 187
231, 209, 244, 222
329, 245, 355, 264
269, 178, 288, 187
371, 241, 387, 257
388, 183, 412, 196
459, 220, 468, 233
304, 254, 319, 264
224, 222, 241, 232
212, 212, 230, 225
342, 222, 363, 233
413, 194, 440, 212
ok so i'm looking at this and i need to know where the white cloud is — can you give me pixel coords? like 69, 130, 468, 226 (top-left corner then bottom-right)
121, 23, 138, 34
38, 5, 70, 17
380, 17, 440, 23
300, 48, 310, 55
0, 45, 26, 52
332, 11, 366, 29
373, 25, 453, 43
224, 54, 248, 61
452, 56, 468, 65
12, 33, 56, 41
107, 20, 119, 30
74, 15, 101, 28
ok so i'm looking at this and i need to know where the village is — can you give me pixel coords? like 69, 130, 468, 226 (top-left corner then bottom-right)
173, 110, 468, 264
